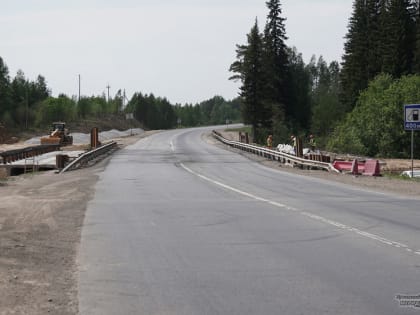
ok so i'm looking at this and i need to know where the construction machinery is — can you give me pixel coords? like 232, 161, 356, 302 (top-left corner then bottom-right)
40, 122, 73, 146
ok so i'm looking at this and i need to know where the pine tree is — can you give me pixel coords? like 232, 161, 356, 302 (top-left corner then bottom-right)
414, 4, 420, 73
0, 57, 13, 126
382, 0, 416, 76
340, 0, 371, 111
366, 0, 385, 79
311, 58, 343, 137
287, 48, 311, 132
341, 0, 418, 110
263, 0, 289, 128
229, 20, 268, 141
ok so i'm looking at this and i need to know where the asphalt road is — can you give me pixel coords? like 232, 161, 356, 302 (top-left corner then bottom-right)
78, 127, 420, 315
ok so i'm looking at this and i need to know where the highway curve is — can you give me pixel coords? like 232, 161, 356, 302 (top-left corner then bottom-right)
78, 126, 420, 315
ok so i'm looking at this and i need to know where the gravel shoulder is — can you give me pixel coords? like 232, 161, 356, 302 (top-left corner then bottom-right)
0, 131, 158, 315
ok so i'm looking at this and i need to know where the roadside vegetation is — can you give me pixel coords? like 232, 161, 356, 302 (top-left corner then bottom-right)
229, 0, 420, 157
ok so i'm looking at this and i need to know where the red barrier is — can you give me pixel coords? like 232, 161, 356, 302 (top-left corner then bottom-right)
333, 160, 366, 172
351, 159, 359, 175
333, 161, 352, 171
363, 159, 381, 176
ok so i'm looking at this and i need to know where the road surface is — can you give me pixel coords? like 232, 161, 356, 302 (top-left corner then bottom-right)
78, 127, 420, 315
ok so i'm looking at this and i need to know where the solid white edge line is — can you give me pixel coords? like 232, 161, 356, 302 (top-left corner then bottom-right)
180, 162, 417, 257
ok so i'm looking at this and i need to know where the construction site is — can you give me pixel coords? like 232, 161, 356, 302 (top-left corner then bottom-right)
0, 123, 144, 178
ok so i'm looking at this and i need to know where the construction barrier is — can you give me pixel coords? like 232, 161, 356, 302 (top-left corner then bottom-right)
363, 160, 381, 176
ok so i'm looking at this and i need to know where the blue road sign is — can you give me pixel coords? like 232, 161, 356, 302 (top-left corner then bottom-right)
404, 104, 420, 130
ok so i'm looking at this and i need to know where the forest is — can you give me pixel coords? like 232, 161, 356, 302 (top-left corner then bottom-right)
1, 0, 420, 157
230, 0, 420, 157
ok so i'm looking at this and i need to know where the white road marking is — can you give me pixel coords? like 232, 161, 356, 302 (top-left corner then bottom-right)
180, 163, 418, 257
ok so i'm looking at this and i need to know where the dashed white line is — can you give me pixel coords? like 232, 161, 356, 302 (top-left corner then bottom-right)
180, 163, 418, 257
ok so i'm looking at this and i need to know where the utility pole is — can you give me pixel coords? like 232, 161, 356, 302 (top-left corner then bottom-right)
124, 89, 129, 106
78, 74, 81, 103
106, 84, 110, 103
25, 87, 29, 129
123, 89, 126, 108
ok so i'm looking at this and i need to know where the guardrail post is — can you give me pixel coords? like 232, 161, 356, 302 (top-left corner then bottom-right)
296, 137, 303, 158
91, 127, 99, 149
56, 154, 69, 170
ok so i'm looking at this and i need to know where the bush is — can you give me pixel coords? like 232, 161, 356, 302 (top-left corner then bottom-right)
328, 74, 420, 157
36, 95, 76, 126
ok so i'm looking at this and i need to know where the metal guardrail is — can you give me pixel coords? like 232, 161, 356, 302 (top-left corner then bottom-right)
212, 130, 337, 172
60, 141, 118, 173
0, 144, 61, 164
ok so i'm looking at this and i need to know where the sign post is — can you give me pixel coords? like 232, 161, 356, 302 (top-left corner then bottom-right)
404, 104, 420, 177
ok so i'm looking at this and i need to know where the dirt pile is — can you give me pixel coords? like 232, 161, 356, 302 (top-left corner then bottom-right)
67, 114, 143, 134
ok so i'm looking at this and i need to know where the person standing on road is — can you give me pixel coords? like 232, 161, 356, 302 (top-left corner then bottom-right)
267, 135, 273, 149
309, 134, 316, 152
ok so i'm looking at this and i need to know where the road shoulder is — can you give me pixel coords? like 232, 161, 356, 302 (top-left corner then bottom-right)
0, 131, 158, 314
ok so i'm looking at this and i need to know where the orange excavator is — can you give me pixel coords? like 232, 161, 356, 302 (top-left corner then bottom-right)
40, 122, 73, 146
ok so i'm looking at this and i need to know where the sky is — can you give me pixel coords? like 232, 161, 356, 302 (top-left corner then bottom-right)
0, 0, 353, 105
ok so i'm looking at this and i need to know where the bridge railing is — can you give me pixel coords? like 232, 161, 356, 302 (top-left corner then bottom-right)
212, 130, 337, 172
60, 141, 117, 173
0, 144, 60, 164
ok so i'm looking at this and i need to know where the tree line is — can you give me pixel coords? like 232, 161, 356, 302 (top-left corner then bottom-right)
0, 57, 125, 129
119, 93, 242, 129
173, 96, 242, 127
0, 56, 241, 132
230, 0, 420, 157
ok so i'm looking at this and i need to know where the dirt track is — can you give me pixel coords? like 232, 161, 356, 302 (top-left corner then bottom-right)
0, 129, 419, 315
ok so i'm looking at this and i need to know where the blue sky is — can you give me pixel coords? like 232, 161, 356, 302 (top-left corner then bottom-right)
0, 1, 353, 104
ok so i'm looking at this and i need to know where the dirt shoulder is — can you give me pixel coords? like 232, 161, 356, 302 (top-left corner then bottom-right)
0, 131, 157, 315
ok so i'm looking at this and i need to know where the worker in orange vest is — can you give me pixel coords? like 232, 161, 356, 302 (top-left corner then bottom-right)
267, 135, 273, 149
309, 134, 316, 152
